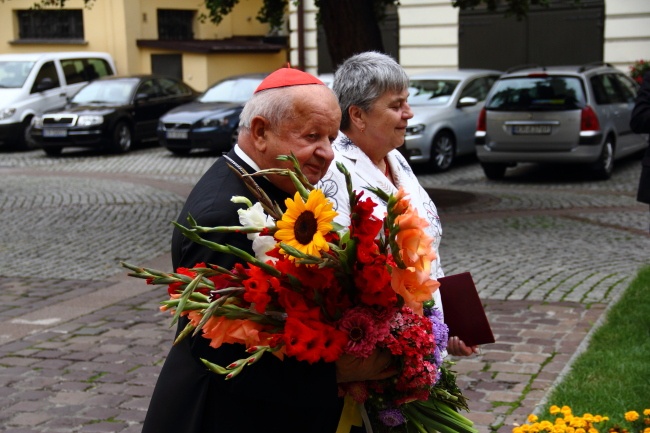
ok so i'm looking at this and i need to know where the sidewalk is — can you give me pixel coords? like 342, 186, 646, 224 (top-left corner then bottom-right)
1, 148, 648, 432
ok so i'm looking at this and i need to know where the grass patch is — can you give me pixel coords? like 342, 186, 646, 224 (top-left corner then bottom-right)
535, 265, 650, 426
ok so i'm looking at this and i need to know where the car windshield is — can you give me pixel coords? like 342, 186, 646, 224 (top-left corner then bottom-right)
486, 75, 585, 111
408, 79, 460, 105
0, 61, 35, 88
199, 78, 263, 103
71, 79, 138, 105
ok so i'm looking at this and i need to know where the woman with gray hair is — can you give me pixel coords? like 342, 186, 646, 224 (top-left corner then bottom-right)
320, 51, 477, 358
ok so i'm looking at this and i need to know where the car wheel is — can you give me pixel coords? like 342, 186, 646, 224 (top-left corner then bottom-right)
429, 131, 455, 172
168, 147, 191, 156
43, 146, 63, 157
110, 121, 132, 153
591, 137, 614, 180
18, 116, 34, 150
481, 162, 507, 180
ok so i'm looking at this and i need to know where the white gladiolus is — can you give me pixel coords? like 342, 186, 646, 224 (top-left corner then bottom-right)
236, 201, 277, 262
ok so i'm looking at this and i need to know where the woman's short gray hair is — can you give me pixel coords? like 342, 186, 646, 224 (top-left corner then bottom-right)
333, 51, 409, 130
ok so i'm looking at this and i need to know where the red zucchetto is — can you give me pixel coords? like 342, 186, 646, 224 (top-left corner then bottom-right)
254, 67, 324, 93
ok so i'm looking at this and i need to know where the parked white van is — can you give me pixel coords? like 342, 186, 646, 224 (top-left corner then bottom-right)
0, 51, 116, 149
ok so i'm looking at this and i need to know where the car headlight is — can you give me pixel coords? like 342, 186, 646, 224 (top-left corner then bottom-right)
405, 124, 425, 136
0, 108, 16, 121
77, 115, 104, 127
201, 117, 229, 128
31, 116, 44, 129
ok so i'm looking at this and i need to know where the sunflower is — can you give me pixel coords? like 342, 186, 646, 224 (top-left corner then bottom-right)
275, 189, 337, 259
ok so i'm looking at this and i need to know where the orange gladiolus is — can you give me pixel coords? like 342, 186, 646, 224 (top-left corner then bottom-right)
391, 267, 440, 315
189, 312, 269, 349
395, 208, 436, 274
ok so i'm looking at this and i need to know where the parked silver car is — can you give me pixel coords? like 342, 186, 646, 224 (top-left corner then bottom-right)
475, 63, 647, 180
403, 69, 501, 171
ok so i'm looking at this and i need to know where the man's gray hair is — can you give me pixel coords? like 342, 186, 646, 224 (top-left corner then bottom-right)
239, 87, 297, 133
333, 51, 409, 130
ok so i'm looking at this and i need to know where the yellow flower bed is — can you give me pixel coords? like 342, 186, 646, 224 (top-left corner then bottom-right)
514, 406, 650, 433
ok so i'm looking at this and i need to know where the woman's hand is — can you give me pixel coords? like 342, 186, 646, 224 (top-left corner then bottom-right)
335, 348, 397, 383
447, 336, 479, 356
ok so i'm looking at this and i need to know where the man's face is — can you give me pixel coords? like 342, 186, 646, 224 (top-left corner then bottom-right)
262, 85, 340, 192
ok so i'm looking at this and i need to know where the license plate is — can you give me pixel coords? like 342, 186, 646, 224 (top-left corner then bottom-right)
43, 128, 67, 137
166, 130, 188, 140
512, 125, 552, 135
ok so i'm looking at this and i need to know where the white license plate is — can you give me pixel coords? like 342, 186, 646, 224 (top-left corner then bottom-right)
43, 128, 68, 137
512, 125, 552, 135
166, 130, 188, 140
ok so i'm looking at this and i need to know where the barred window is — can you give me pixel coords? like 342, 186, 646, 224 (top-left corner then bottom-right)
17, 9, 84, 40
157, 9, 194, 40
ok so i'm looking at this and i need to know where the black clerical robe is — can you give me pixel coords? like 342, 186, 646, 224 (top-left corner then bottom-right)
142, 149, 344, 433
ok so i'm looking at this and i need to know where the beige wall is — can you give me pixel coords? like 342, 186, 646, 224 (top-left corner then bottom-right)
0, 0, 280, 86
137, 49, 286, 91
604, 0, 650, 72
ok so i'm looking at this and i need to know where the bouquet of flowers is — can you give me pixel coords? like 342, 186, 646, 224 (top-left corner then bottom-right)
629, 59, 650, 84
123, 154, 476, 433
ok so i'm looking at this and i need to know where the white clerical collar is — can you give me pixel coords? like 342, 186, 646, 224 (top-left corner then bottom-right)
233, 144, 260, 171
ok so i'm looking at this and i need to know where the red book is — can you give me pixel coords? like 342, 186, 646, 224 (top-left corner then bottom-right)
438, 272, 495, 346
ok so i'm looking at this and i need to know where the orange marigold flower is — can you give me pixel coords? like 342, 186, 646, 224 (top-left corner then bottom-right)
529, 415, 539, 423
550, 406, 562, 415
625, 412, 640, 422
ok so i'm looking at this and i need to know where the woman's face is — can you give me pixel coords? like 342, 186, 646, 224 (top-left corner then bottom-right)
363, 88, 413, 153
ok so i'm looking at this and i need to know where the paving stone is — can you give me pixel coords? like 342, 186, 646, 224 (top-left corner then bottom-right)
1, 148, 648, 432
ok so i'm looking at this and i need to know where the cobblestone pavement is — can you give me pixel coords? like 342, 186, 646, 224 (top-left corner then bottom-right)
0, 147, 648, 433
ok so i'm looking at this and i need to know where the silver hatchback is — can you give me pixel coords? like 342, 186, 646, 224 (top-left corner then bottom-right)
475, 63, 647, 180
404, 69, 501, 171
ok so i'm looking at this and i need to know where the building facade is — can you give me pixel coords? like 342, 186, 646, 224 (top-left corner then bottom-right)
0, 0, 288, 91
290, 0, 650, 76
2, 0, 649, 89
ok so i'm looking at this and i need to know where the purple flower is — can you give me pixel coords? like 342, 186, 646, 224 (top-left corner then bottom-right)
378, 408, 406, 427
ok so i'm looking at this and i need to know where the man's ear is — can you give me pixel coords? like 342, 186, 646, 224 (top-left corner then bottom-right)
250, 116, 269, 151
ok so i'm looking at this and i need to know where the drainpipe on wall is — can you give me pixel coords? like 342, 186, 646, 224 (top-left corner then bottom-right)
297, 0, 305, 71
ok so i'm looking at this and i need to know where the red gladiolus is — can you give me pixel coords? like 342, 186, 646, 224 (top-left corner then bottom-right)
284, 317, 346, 363
242, 265, 278, 313
168, 263, 208, 296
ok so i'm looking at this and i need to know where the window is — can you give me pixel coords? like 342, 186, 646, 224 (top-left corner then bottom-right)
459, 76, 499, 102
0, 61, 34, 88
17, 10, 84, 40
157, 9, 194, 40
487, 76, 585, 111
611, 74, 638, 104
60, 58, 114, 85
157, 77, 192, 97
30, 61, 60, 94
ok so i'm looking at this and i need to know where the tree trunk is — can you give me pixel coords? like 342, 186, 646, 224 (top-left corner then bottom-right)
318, 0, 385, 68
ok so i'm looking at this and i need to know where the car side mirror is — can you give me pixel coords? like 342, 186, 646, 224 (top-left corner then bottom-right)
35, 77, 56, 92
135, 93, 150, 102
457, 96, 478, 107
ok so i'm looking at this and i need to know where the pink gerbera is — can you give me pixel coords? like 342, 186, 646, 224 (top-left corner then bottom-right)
338, 306, 389, 358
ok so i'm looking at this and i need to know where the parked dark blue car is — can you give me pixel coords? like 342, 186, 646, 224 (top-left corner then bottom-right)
157, 73, 267, 155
